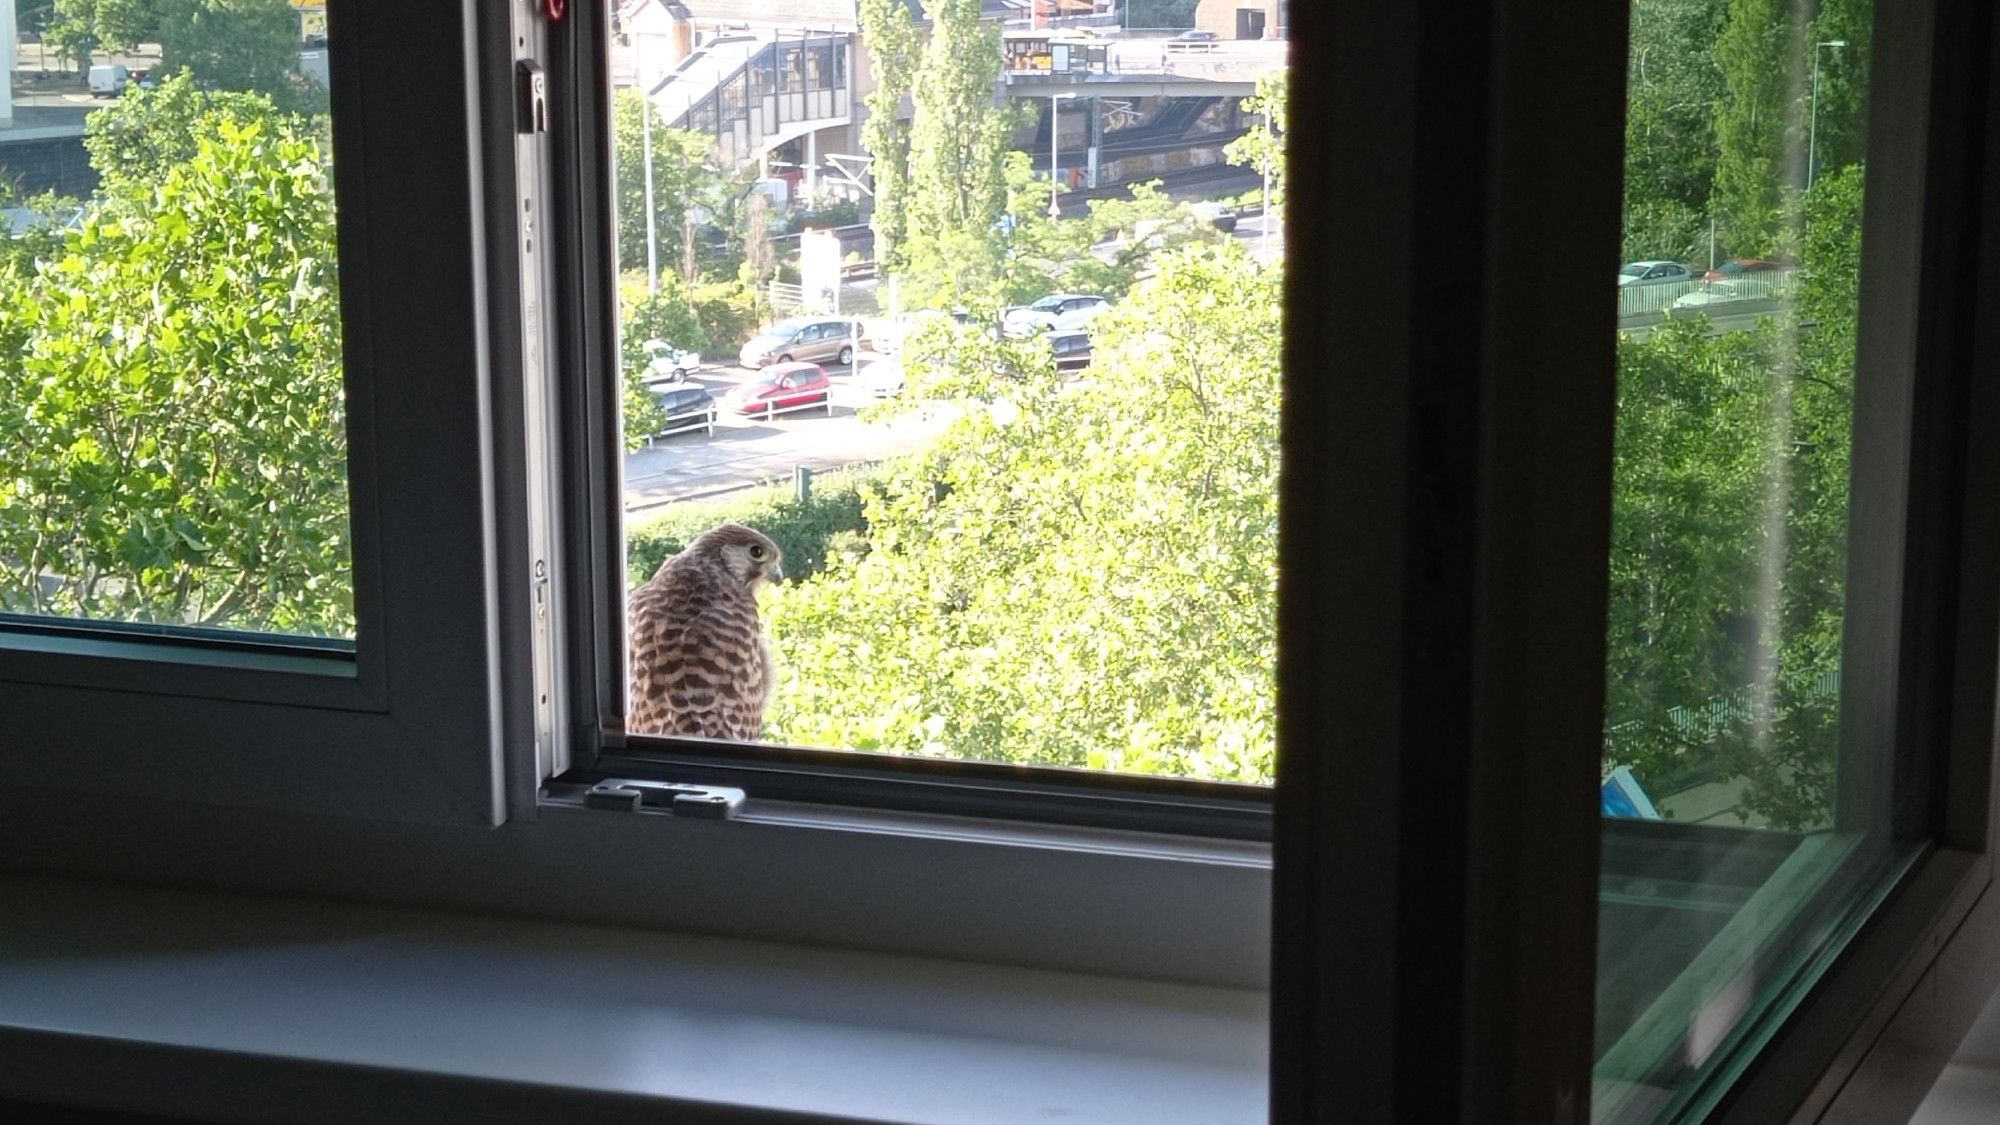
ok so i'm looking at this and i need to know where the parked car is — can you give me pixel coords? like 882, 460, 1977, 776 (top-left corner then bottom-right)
858, 355, 905, 398
641, 338, 700, 382
726, 362, 833, 418
87, 65, 130, 97
1671, 282, 1755, 310
1047, 331, 1093, 373
738, 317, 859, 369
1003, 294, 1110, 336
646, 385, 717, 439
1167, 29, 1221, 51
1617, 260, 1692, 287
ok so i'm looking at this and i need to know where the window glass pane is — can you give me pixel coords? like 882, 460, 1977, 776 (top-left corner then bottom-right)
609, 9, 1285, 783
1595, 0, 1911, 1118
0, 2, 351, 641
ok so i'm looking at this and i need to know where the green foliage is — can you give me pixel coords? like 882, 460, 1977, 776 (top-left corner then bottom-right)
759, 245, 1278, 778
626, 464, 886, 588
51, 0, 156, 57
1604, 165, 1863, 829
1710, 0, 1798, 257
1624, 0, 1727, 221
92, 0, 156, 50
44, 0, 104, 70
0, 107, 349, 634
691, 277, 761, 352
1224, 70, 1286, 209
610, 88, 736, 278
1623, 196, 1708, 265
901, 0, 1011, 304
19, 1, 57, 35
84, 73, 297, 190
156, 0, 315, 108
858, 0, 919, 272
616, 275, 708, 451
1808, 0, 1871, 179
996, 173, 1223, 305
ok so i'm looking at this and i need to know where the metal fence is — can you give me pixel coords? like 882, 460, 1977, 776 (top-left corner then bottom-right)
768, 279, 881, 316
1616, 267, 1799, 317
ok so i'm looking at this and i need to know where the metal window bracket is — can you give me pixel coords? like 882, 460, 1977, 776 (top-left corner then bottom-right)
582, 779, 746, 819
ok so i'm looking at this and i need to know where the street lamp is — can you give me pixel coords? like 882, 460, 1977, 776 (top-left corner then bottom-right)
1808, 39, 1849, 190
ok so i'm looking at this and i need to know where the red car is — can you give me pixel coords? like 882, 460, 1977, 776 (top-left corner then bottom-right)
725, 361, 833, 419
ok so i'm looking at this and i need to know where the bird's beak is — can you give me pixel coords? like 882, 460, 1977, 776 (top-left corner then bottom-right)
768, 562, 785, 585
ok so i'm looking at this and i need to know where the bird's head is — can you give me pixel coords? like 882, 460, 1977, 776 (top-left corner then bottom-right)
692, 522, 785, 591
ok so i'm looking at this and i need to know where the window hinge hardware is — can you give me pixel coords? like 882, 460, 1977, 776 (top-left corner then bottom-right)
584, 779, 745, 819
516, 60, 548, 135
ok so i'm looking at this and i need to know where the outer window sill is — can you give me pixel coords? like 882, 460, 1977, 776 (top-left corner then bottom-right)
0, 873, 1268, 1124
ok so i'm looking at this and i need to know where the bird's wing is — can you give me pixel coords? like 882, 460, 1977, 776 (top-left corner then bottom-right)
630, 596, 769, 742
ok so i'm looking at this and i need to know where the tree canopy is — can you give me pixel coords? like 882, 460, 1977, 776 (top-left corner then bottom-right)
0, 98, 350, 635
761, 244, 1279, 779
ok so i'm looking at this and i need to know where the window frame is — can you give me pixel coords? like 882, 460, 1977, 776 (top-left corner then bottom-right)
0, 0, 518, 829
548, 0, 1280, 843
3, 1, 1998, 1113
1271, 0, 2000, 1119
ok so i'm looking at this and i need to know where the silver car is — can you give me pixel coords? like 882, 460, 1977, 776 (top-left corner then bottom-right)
738, 317, 859, 369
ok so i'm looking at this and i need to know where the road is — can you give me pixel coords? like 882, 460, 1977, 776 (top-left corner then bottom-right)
623, 356, 955, 513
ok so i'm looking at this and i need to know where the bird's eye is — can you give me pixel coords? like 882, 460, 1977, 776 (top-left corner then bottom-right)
748, 544, 768, 560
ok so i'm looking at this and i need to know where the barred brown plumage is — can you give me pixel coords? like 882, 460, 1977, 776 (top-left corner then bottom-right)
626, 523, 784, 741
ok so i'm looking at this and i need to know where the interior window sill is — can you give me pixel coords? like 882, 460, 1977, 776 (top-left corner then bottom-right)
0, 873, 1268, 1124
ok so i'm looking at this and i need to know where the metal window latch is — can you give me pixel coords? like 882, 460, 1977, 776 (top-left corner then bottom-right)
584, 779, 746, 820
516, 60, 548, 135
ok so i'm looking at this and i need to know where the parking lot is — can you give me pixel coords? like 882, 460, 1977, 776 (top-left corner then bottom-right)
623, 355, 956, 513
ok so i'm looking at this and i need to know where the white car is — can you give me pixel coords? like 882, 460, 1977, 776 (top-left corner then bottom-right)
1671, 282, 1757, 310
858, 355, 905, 398
641, 339, 699, 382
1618, 260, 1692, 287
1002, 294, 1110, 336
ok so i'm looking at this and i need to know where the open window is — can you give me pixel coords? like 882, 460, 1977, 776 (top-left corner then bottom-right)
0, 0, 510, 826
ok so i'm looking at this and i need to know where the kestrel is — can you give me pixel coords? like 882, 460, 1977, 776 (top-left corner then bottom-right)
627, 523, 784, 741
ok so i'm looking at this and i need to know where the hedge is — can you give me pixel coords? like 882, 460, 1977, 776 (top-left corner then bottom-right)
627, 462, 890, 586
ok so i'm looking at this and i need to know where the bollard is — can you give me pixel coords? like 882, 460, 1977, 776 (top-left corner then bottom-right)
794, 465, 812, 502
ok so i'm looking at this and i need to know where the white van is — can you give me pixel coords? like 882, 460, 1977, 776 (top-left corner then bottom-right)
87, 65, 130, 97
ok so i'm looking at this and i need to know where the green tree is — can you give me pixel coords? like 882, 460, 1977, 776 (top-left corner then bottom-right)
618, 275, 709, 451
44, 0, 103, 72
858, 0, 920, 274
761, 243, 1279, 779
1710, 0, 1800, 257
19, 1, 58, 36
902, 0, 1011, 304
1625, 0, 1727, 214
83, 73, 295, 190
156, 0, 308, 106
1224, 70, 1286, 209
611, 88, 735, 279
91, 0, 156, 51
1603, 166, 1863, 829
998, 172, 1222, 304
0, 106, 349, 634
1806, 0, 1871, 181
